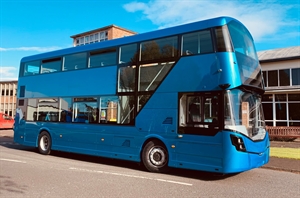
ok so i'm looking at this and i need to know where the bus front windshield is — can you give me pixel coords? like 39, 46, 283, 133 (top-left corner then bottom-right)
224, 88, 266, 141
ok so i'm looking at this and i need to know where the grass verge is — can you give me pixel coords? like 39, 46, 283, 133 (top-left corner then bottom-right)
270, 147, 300, 160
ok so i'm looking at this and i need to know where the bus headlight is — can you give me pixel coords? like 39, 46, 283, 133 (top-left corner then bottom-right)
230, 135, 246, 152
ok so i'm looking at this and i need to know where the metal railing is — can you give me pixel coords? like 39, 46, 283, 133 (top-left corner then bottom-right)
266, 126, 300, 138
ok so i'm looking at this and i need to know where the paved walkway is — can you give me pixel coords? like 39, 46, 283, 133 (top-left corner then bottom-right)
1, 129, 299, 173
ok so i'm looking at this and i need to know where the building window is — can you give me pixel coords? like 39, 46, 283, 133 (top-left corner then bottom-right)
85, 36, 89, 44
262, 93, 300, 126
100, 31, 108, 42
292, 68, 300, 85
264, 68, 300, 87
279, 69, 290, 86
267, 70, 278, 87
80, 37, 84, 45
76, 31, 108, 46
275, 103, 286, 120
94, 33, 99, 42
90, 34, 94, 43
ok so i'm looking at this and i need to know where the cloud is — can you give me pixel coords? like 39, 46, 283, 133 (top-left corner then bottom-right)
123, 0, 296, 42
0, 46, 63, 52
0, 67, 18, 81
123, 1, 147, 12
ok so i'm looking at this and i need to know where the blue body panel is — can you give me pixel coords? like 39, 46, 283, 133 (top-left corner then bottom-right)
19, 66, 117, 98
222, 132, 270, 173
157, 53, 241, 93
14, 16, 269, 174
14, 120, 269, 173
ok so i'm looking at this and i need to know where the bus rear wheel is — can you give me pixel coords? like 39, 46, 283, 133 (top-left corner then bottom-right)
142, 140, 169, 173
38, 131, 52, 155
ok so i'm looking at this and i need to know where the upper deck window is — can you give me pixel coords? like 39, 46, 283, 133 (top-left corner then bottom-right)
215, 25, 233, 52
119, 44, 138, 64
139, 62, 174, 91
41, 58, 61, 73
227, 21, 257, 60
140, 36, 178, 62
227, 21, 262, 88
118, 65, 136, 92
63, 53, 87, 71
182, 30, 213, 55
24, 61, 40, 76
89, 49, 116, 67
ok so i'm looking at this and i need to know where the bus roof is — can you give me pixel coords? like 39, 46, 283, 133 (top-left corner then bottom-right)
21, 16, 239, 63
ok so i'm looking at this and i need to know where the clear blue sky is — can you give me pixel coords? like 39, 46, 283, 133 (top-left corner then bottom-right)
1, 0, 299, 81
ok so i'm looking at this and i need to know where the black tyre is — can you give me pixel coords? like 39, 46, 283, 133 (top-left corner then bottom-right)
38, 131, 52, 155
142, 140, 169, 173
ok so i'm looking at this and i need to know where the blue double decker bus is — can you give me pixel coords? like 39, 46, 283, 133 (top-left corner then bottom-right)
14, 17, 269, 174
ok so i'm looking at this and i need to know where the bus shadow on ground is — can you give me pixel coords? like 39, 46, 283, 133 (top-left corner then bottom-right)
1, 137, 239, 181
50, 150, 239, 181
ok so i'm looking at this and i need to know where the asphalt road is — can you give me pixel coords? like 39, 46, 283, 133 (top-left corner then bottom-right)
0, 132, 299, 197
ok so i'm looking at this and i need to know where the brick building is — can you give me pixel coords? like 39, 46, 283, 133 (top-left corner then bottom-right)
0, 80, 17, 117
70, 25, 136, 47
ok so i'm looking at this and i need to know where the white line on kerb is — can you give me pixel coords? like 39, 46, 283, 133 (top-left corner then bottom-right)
69, 167, 192, 186
0, 158, 27, 163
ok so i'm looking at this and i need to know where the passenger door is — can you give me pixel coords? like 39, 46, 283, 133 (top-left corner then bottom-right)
175, 92, 224, 171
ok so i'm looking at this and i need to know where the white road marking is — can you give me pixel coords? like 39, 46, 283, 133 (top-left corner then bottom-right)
69, 167, 193, 186
0, 158, 27, 163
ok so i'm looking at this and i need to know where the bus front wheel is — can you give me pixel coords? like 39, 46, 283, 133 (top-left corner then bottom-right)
38, 131, 52, 155
142, 140, 169, 173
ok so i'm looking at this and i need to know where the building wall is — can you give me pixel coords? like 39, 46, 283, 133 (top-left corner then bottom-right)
261, 58, 300, 127
262, 59, 299, 70
0, 81, 17, 117
110, 27, 135, 40
71, 25, 136, 47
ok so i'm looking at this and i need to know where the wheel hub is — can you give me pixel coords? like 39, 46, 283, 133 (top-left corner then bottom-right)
40, 136, 48, 151
149, 147, 166, 166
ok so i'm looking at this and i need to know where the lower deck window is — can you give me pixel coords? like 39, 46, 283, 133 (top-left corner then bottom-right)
25, 95, 135, 125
